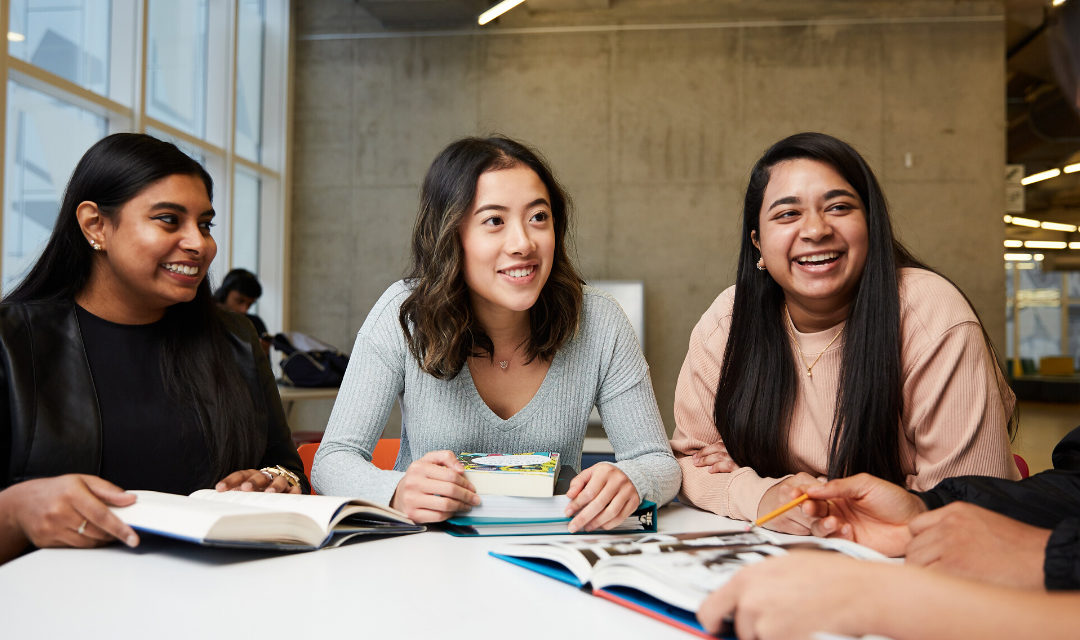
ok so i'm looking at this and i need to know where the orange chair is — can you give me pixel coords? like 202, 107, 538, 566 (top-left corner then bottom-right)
297, 439, 401, 494
1014, 453, 1030, 479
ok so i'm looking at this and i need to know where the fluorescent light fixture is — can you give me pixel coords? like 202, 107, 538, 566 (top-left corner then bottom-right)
7, 32, 25, 42
1053, 0, 1067, 6
1004, 253, 1033, 261
1024, 240, 1068, 249
479, 0, 526, 25
1021, 168, 1061, 185
1004, 239, 1024, 248
1003, 215, 1013, 223
1035, 253, 1045, 261
1041, 221, 1078, 232
1008, 216, 1041, 228
1071, 242, 1080, 250
1065, 163, 1080, 174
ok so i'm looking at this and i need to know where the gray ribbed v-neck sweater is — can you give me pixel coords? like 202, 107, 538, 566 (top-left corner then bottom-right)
312, 281, 680, 507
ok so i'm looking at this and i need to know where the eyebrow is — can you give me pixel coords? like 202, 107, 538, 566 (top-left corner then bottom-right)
150, 202, 215, 217
767, 189, 859, 211
473, 197, 551, 215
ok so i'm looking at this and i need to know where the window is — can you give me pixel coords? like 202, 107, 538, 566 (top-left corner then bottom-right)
1, 0, 290, 332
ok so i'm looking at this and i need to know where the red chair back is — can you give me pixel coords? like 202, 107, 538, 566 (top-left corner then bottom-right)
1014, 453, 1030, 479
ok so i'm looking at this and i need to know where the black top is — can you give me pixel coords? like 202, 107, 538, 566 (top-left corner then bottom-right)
76, 305, 212, 494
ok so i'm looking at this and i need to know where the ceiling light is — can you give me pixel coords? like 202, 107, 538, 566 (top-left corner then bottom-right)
1003, 215, 1013, 223
7, 32, 25, 42
1040, 221, 1078, 232
479, 0, 526, 25
1071, 242, 1080, 250
1053, 0, 1067, 6
1065, 163, 1080, 174
1035, 254, 1045, 261
1025, 240, 1068, 249
1021, 168, 1062, 185
1005, 253, 1033, 261
1008, 216, 1041, 228
1004, 239, 1024, 248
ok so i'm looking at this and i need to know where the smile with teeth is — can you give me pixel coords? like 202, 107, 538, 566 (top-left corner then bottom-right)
795, 252, 840, 265
162, 263, 199, 276
500, 266, 535, 278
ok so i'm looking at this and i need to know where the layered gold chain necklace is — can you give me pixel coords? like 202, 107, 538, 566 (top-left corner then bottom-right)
784, 305, 844, 378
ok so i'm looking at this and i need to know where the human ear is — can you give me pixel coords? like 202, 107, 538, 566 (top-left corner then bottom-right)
76, 202, 107, 251
750, 229, 761, 251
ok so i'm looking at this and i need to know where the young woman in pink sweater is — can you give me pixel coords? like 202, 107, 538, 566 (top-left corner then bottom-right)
670, 132, 1018, 533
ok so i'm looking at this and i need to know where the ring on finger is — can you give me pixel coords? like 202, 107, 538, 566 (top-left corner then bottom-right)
260, 470, 274, 482
76, 519, 88, 535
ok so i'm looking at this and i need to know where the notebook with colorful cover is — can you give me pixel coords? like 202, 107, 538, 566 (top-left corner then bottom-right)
444, 495, 657, 537
457, 452, 560, 497
489, 529, 886, 638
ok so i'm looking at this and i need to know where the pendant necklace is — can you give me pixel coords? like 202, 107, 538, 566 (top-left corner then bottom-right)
784, 305, 844, 378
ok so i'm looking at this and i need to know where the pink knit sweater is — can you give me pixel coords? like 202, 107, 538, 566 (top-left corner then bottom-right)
671, 268, 1019, 521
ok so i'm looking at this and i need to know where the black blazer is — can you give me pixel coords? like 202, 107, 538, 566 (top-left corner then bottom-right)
0, 300, 308, 493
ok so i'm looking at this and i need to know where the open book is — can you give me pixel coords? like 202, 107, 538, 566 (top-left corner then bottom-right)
110, 490, 424, 550
490, 529, 886, 638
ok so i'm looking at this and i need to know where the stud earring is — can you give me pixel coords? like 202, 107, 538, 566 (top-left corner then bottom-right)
756, 257, 766, 271
90, 241, 101, 251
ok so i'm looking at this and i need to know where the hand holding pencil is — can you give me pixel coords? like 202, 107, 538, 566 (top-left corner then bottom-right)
751, 472, 821, 534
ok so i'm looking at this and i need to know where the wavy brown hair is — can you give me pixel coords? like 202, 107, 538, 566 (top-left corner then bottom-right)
399, 136, 584, 379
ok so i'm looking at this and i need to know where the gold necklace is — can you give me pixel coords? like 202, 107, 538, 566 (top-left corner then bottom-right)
784, 305, 844, 378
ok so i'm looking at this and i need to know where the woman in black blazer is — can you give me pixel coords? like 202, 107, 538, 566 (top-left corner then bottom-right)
0, 133, 306, 564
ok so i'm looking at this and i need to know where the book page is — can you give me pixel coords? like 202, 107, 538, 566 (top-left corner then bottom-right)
189, 490, 365, 528
111, 491, 272, 541
461, 495, 571, 521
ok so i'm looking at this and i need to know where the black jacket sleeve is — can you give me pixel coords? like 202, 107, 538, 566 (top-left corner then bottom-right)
1045, 518, 1080, 590
916, 426, 1080, 530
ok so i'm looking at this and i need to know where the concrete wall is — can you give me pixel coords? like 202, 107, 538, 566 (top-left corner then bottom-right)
289, 3, 1006, 434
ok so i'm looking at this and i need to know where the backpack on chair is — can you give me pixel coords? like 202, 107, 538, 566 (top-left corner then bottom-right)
271, 332, 349, 388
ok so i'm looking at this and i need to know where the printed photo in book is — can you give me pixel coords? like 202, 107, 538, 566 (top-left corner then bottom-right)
457, 452, 561, 497
110, 490, 424, 551
490, 529, 887, 638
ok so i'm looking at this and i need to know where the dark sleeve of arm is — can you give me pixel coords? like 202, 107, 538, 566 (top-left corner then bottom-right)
916, 427, 1080, 528
1045, 518, 1080, 590
247, 327, 309, 494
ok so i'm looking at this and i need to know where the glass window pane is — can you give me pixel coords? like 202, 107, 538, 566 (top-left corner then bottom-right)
8, 0, 111, 97
146, 0, 209, 140
235, 0, 265, 163
1016, 263, 1062, 368
232, 168, 260, 275
3, 81, 106, 292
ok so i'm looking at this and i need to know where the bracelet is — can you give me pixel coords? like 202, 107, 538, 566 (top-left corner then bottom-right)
260, 465, 301, 488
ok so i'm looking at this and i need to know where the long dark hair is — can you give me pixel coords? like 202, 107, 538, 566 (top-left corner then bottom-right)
715, 132, 1011, 484
4, 133, 263, 484
399, 136, 584, 379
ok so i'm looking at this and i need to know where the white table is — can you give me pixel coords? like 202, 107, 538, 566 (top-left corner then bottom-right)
0, 504, 742, 639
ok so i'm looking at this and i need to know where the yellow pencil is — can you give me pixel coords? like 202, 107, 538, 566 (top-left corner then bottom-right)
746, 493, 810, 531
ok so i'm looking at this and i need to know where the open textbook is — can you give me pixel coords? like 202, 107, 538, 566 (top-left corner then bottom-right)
110, 490, 424, 550
490, 529, 887, 638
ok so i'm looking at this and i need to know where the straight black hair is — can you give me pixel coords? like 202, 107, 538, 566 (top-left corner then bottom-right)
214, 268, 263, 302
4, 133, 263, 485
715, 132, 1012, 484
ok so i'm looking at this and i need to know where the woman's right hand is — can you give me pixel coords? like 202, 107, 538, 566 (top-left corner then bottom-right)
390, 450, 480, 523
2, 475, 139, 551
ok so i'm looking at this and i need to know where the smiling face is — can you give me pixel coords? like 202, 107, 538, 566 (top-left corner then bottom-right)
80, 173, 217, 323
458, 165, 556, 327
753, 158, 869, 330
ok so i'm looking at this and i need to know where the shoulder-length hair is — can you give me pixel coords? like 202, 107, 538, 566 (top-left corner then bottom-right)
4, 132, 263, 485
715, 132, 1012, 484
399, 136, 583, 379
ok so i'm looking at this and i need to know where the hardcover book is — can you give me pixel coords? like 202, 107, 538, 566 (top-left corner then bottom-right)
457, 452, 561, 497
490, 529, 886, 638
110, 489, 424, 551
445, 495, 656, 537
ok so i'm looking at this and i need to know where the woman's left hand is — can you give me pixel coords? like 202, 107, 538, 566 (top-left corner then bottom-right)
215, 469, 301, 494
564, 463, 640, 533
